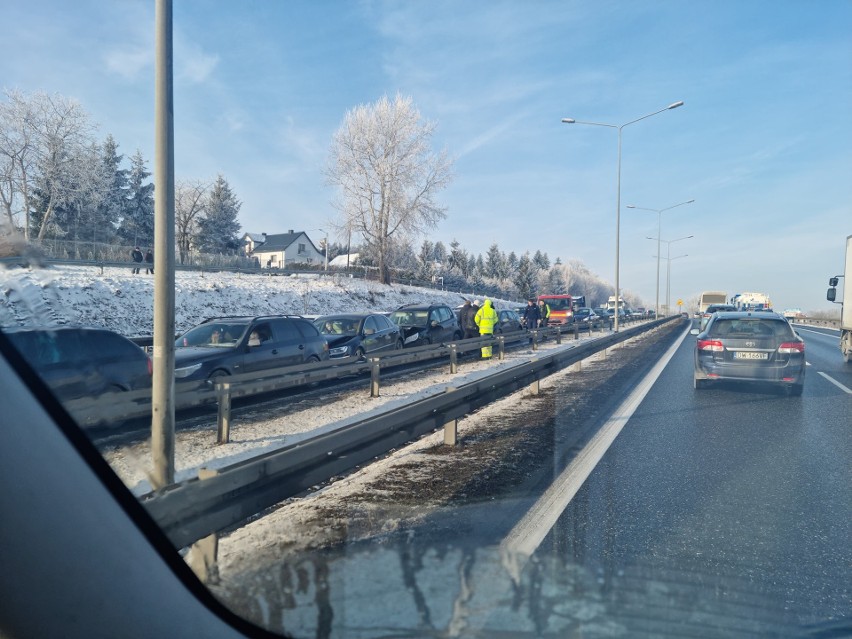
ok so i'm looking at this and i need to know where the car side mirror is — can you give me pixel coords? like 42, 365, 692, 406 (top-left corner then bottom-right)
248, 336, 261, 347
827, 287, 836, 302
430, 320, 438, 327
690, 328, 699, 336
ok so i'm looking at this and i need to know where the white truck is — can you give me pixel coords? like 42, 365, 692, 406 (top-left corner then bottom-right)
826, 234, 852, 363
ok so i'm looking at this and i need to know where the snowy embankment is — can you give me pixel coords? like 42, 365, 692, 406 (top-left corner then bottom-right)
0, 264, 516, 336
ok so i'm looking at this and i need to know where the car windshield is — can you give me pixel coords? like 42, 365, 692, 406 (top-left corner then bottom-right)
176, 322, 248, 347
1, 3, 849, 639
314, 317, 360, 336
389, 310, 429, 327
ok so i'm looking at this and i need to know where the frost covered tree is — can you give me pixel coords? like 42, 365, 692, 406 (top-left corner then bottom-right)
545, 266, 567, 294
120, 150, 154, 247
175, 180, 209, 265
514, 253, 538, 299
89, 135, 126, 246
196, 174, 241, 254
327, 94, 453, 284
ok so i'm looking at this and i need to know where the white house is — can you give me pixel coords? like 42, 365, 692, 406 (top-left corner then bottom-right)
244, 230, 325, 268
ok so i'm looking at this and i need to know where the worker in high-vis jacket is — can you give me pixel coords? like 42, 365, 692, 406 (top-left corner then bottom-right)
474, 298, 499, 358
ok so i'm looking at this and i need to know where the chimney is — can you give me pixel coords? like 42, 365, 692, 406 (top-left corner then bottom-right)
288, 229, 294, 234
262, 232, 266, 239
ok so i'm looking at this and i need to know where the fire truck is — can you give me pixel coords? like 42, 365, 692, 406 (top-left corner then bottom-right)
537, 294, 585, 325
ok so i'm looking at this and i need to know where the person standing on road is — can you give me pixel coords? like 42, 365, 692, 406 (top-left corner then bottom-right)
130, 246, 143, 274
538, 300, 551, 327
522, 298, 540, 329
461, 300, 479, 339
474, 298, 499, 358
144, 249, 154, 274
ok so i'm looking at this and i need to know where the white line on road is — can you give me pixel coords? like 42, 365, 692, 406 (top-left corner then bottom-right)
499, 325, 691, 584
817, 372, 852, 394
796, 327, 841, 336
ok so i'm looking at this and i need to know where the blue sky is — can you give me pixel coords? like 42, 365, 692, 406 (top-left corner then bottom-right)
3, 0, 850, 312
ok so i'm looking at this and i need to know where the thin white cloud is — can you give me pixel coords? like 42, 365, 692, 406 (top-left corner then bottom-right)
103, 46, 152, 80
175, 38, 219, 84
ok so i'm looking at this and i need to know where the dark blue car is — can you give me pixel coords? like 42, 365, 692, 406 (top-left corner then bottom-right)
314, 313, 403, 359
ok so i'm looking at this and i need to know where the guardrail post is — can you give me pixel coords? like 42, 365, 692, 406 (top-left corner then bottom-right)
444, 387, 458, 445
216, 382, 231, 444
449, 344, 458, 374
556, 327, 562, 344
574, 324, 579, 340
497, 336, 505, 360
531, 330, 538, 351
370, 358, 381, 397
187, 468, 220, 584
528, 378, 540, 396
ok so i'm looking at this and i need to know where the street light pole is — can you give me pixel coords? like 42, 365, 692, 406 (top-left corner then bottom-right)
627, 199, 694, 318
562, 101, 684, 331
650, 234, 693, 314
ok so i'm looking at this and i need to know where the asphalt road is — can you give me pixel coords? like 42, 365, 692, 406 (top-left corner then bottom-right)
539, 324, 851, 637
216, 322, 851, 638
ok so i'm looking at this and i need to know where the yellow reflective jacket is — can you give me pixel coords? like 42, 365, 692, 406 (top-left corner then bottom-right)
474, 300, 498, 334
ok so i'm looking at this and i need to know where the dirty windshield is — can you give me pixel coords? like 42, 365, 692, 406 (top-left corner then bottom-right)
0, 1, 850, 638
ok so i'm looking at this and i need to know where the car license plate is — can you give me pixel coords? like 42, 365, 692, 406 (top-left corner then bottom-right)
733, 351, 768, 360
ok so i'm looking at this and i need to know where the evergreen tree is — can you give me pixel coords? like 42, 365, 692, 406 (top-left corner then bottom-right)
121, 150, 154, 247
196, 174, 241, 254
432, 240, 447, 265
514, 253, 538, 299
91, 135, 125, 246
448, 239, 466, 274
485, 243, 504, 279
465, 254, 476, 278
417, 239, 434, 280
533, 249, 551, 270
475, 253, 485, 277
545, 267, 567, 294
507, 251, 518, 271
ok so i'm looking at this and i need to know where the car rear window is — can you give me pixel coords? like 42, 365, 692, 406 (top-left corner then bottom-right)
294, 319, 320, 338
708, 318, 794, 339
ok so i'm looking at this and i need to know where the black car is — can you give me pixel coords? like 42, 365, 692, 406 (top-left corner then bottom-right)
572, 307, 601, 330
3, 326, 152, 402
493, 309, 524, 334
692, 311, 805, 395
314, 313, 403, 359
388, 304, 462, 347
174, 315, 329, 381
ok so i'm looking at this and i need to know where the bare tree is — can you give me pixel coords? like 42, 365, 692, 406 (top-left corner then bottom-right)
327, 94, 453, 284
174, 179, 209, 265
0, 90, 104, 241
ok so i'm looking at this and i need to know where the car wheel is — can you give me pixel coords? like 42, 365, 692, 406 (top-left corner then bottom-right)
307, 355, 321, 364
208, 369, 229, 381
453, 331, 463, 341
786, 382, 804, 397
355, 347, 366, 360
394, 339, 403, 350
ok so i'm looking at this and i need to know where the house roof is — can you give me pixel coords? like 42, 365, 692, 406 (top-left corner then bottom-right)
248, 231, 325, 255
243, 233, 267, 243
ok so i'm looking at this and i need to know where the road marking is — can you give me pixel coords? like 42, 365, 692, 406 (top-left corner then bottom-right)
499, 325, 691, 583
796, 327, 841, 336
817, 372, 852, 394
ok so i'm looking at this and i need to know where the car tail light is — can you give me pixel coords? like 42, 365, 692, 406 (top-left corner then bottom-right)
147, 356, 153, 376
778, 342, 804, 354
697, 339, 724, 352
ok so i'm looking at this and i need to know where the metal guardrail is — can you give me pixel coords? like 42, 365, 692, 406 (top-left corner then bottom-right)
73, 322, 607, 428
143, 316, 678, 550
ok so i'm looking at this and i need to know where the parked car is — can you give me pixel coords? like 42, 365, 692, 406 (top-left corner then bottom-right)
572, 307, 601, 330
493, 309, 524, 334
691, 311, 805, 395
174, 315, 328, 381
3, 326, 152, 402
700, 303, 738, 332
388, 304, 462, 347
314, 313, 403, 359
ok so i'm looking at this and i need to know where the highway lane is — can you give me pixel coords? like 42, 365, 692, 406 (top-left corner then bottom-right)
534, 324, 852, 636
794, 325, 852, 392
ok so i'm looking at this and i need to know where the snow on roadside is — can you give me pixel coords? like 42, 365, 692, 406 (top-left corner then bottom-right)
0, 264, 516, 336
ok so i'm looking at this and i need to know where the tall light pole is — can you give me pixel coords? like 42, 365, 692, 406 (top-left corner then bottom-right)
650, 234, 693, 314
308, 228, 329, 270
562, 101, 684, 331
627, 199, 694, 318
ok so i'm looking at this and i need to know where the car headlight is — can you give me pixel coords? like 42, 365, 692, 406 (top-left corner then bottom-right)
328, 345, 350, 356
174, 363, 203, 378
404, 332, 420, 345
